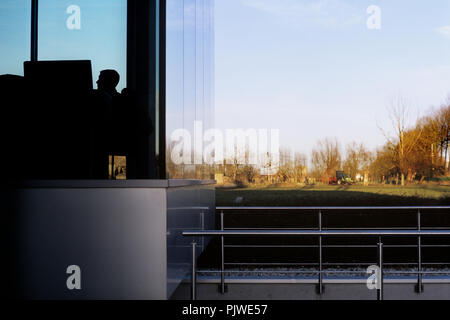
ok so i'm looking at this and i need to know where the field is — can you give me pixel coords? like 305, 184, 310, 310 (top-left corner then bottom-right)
216, 184, 450, 207
198, 184, 450, 269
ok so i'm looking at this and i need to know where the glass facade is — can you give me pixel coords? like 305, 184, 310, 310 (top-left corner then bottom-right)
166, 0, 215, 179
1, 0, 215, 181
38, 0, 127, 90
0, 0, 30, 75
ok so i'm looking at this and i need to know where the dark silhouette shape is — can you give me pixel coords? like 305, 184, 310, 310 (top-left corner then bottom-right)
2, 62, 153, 181
90, 69, 122, 179
24, 60, 93, 92
119, 87, 154, 179
20, 60, 94, 179
91, 68, 154, 180
0, 74, 29, 181
96, 69, 120, 97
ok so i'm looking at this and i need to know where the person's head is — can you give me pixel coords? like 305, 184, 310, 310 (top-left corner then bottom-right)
96, 69, 120, 94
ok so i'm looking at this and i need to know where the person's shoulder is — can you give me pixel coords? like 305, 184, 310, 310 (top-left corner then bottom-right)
119, 88, 138, 104
120, 88, 133, 98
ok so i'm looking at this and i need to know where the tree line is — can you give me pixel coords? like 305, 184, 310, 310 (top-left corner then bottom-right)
166, 99, 449, 186
309, 99, 449, 186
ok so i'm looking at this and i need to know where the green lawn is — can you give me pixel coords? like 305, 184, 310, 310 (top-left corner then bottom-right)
216, 184, 450, 207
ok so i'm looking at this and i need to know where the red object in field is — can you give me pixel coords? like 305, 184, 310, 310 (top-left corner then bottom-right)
329, 177, 337, 184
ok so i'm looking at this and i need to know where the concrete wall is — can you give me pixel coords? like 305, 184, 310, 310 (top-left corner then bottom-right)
12, 180, 215, 300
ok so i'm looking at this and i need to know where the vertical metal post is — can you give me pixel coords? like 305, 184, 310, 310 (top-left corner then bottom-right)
31, 0, 38, 61
417, 210, 423, 293
378, 237, 383, 301
318, 210, 323, 294
191, 241, 197, 300
201, 210, 205, 249
220, 210, 226, 294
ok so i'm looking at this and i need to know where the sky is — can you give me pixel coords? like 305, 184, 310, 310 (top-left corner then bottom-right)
2, 0, 450, 161
214, 0, 450, 157
0, 0, 30, 76
0, 0, 126, 90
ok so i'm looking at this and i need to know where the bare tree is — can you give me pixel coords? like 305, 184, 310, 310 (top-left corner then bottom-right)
369, 144, 397, 183
311, 138, 342, 180
343, 142, 372, 181
293, 152, 307, 183
381, 96, 423, 186
276, 148, 293, 183
436, 103, 450, 173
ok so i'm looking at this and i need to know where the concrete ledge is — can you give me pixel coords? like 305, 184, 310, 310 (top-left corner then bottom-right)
171, 278, 450, 300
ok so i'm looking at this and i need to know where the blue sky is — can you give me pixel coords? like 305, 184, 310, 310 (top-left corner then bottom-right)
0, 0, 126, 89
214, 0, 450, 156
38, 0, 126, 90
2, 0, 450, 160
0, 0, 30, 76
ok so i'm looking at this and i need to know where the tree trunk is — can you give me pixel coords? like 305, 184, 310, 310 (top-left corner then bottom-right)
364, 171, 369, 186
446, 144, 449, 173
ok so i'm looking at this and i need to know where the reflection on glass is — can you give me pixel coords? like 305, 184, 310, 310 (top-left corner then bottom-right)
0, 0, 31, 75
2, 1, 132, 181
38, 0, 127, 90
35, 1, 131, 180
109, 155, 126, 180
166, 0, 215, 179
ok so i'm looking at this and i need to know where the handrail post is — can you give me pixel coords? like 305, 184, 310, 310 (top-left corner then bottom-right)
377, 236, 383, 301
201, 210, 205, 250
317, 210, 324, 294
191, 241, 197, 301
416, 210, 423, 293
220, 210, 226, 294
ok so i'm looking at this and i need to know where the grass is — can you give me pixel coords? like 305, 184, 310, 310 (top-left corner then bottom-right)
216, 184, 450, 207
201, 184, 450, 269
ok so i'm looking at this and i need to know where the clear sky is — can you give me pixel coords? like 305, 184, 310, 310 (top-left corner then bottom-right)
0, 0, 126, 90
2, 0, 450, 160
0, 0, 30, 76
214, 0, 450, 157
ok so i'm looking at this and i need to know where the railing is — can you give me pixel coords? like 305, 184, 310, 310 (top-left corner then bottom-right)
183, 206, 450, 300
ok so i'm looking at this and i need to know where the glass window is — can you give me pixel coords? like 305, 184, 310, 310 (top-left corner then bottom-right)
4, 0, 129, 181
166, 0, 215, 179
31, 0, 128, 180
0, 0, 31, 75
38, 0, 127, 90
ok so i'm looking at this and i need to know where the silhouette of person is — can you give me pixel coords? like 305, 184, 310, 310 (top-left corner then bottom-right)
90, 69, 154, 179
96, 69, 120, 98
90, 69, 121, 179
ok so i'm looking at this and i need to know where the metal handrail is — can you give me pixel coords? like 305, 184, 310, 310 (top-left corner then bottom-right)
184, 230, 450, 236
217, 206, 449, 210
185, 206, 450, 300
184, 228, 450, 300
